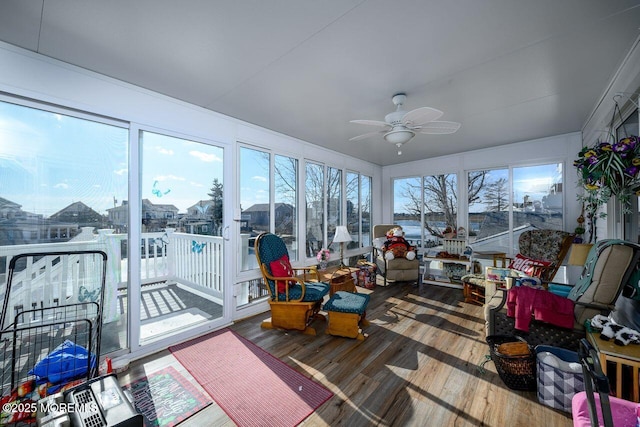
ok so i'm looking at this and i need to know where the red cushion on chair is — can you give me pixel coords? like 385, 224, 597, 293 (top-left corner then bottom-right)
269, 255, 294, 293
508, 254, 551, 278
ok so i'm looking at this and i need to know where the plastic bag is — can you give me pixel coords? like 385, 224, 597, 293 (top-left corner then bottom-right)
29, 340, 96, 385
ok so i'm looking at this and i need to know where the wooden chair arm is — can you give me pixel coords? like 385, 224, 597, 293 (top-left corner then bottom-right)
259, 263, 307, 302
266, 274, 306, 302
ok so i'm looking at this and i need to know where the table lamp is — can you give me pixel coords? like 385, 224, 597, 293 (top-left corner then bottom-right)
333, 226, 352, 269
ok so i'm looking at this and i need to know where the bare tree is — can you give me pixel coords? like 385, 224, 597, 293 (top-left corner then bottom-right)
468, 171, 486, 205
274, 155, 297, 206
483, 177, 508, 212
305, 163, 325, 256
398, 171, 487, 237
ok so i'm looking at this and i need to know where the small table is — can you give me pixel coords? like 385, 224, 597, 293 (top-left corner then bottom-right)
473, 250, 508, 266
318, 266, 358, 296
587, 330, 640, 402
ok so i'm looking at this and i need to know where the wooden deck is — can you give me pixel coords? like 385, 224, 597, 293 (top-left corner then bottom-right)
118, 281, 573, 426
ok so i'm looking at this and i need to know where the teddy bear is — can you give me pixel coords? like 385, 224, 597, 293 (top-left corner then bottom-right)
383, 227, 416, 261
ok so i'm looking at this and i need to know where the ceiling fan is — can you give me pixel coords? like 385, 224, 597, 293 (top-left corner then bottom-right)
349, 93, 461, 155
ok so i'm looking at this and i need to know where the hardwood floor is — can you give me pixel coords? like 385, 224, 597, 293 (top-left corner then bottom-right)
120, 282, 573, 426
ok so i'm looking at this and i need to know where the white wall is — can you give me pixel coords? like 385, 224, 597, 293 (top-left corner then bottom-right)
381, 132, 584, 238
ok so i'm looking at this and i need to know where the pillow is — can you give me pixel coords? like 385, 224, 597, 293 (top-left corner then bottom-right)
269, 255, 294, 293
508, 253, 551, 278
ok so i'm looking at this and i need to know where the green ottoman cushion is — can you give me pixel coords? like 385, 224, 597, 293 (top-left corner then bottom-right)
324, 291, 369, 315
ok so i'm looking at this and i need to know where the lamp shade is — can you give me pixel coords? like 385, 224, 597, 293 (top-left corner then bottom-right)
384, 129, 415, 145
568, 243, 593, 266
333, 226, 352, 243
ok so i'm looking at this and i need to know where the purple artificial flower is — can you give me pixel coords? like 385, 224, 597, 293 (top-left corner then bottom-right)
598, 142, 612, 152
620, 136, 638, 150
625, 166, 639, 176
614, 136, 637, 153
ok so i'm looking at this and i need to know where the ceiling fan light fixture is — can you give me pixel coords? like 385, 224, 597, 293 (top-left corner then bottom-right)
384, 128, 415, 145
349, 93, 460, 148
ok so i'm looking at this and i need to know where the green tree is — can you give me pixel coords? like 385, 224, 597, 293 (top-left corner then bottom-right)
208, 178, 223, 235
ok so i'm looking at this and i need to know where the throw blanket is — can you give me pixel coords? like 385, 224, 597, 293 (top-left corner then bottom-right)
506, 286, 574, 332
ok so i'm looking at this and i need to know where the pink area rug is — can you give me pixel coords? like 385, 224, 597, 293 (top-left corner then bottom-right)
169, 329, 333, 427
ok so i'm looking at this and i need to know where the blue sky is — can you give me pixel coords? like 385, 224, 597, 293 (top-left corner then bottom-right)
141, 131, 224, 212
0, 101, 225, 217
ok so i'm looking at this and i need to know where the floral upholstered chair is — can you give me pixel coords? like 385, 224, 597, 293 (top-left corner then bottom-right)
462, 229, 574, 305
254, 232, 330, 335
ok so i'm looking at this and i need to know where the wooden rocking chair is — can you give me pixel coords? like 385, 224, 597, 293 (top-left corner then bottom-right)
254, 232, 330, 335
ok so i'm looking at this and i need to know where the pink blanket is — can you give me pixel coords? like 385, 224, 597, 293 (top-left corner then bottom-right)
506, 286, 574, 332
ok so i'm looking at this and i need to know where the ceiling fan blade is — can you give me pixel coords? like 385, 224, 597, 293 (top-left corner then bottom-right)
415, 121, 461, 134
349, 130, 385, 141
402, 107, 443, 126
350, 119, 391, 128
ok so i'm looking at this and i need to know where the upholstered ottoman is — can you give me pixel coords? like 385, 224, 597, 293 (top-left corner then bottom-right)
324, 291, 370, 340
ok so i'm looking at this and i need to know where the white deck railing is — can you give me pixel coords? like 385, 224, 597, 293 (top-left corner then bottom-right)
0, 228, 224, 321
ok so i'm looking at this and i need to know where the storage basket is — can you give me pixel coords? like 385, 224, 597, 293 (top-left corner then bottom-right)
330, 268, 356, 294
356, 260, 377, 289
536, 345, 584, 412
486, 335, 536, 391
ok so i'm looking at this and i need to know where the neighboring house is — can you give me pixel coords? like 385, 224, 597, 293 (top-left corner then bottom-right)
0, 196, 22, 219
0, 197, 88, 246
107, 199, 179, 232
50, 201, 107, 229
186, 200, 215, 219
182, 200, 218, 235
243, 203, 294, 233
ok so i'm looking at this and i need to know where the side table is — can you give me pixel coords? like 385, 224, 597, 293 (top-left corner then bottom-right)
318, 266, 358, 296
587, 330, 640, 402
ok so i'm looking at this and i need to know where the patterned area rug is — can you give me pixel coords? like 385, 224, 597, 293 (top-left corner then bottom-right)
169, 329, 333, 427
122, 366, 211, 427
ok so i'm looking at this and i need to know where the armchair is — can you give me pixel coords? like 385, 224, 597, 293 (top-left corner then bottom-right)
372, 224, 420, 286
462, 229, 574, 304
254, 233, 330, 335
486, 240, 640, 350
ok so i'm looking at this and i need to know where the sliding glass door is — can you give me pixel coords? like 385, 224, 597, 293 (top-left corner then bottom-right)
138, 130, 225, 345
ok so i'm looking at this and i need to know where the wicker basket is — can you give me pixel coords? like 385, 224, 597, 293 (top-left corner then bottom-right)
486, 335, 536, 391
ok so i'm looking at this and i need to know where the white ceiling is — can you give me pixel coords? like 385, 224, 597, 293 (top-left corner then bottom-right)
1, 0, 639, 166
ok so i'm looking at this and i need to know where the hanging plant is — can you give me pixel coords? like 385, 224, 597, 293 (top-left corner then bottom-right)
574, 136, 640, 206
574, 135, 640, 242
573, 102, 640, 243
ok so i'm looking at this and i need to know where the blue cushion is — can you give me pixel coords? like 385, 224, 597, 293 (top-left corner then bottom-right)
324, 291, 369, 315
278, 281, 329, 302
